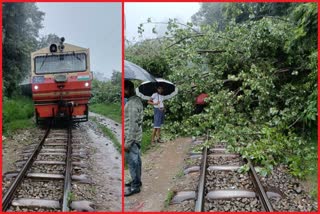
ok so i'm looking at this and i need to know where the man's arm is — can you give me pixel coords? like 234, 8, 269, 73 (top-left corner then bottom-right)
147, 98, 155, 105
148, 94, 158, 105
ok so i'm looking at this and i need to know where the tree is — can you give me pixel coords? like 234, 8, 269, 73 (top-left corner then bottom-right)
111, 70, 121, 85
191, 3, 226, 30
2, 3, 44, 97
191, 3, 297, 29
125, 3, 318, 178
126, 39, 170, 78
91, 71, 121, 104
38, 33, 60, 49
224, 3, 296, 23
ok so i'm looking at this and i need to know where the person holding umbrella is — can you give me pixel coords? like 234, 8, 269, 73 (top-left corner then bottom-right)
124, 60, 156, 197
148, 85, 165, 144
124, 80, 143, 196
136, 78, 178, 144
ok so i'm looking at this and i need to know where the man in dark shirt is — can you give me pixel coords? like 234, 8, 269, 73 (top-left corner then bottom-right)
124, 80, 143, 196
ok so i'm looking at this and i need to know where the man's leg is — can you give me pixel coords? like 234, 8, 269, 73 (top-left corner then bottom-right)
151, 128, 157, 143
151, 108, 158, 143
130, 143, 142, 189
156, 128, 161, 140
157, 111, 164, 142
136, 144, 142, 186
125, 143, 141, 196
125, 150, 133, 184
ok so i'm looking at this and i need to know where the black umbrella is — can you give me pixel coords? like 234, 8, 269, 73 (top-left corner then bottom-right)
136, 78, 178, 100
124, 60, 156, 82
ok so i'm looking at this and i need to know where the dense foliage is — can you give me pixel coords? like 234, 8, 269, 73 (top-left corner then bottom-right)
3, 97, 35, 135
90, 70, 121, 104
126, 3, 317, 177
2, 3, 60, 97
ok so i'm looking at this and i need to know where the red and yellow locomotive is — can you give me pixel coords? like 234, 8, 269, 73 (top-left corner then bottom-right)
31, 38, 92, 124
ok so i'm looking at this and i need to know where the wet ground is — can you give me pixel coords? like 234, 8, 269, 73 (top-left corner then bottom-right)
124, 137, 192, 211
89, 112, 121, 143
2, 112, 122, 211
2, 128, 43, 176
80, 120, 121, 211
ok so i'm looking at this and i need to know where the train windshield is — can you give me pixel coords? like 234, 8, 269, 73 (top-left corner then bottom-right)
35, 53, 87, 74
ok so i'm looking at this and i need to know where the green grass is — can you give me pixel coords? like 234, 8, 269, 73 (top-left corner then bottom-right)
185, 158, 197, 166
67, 191, 75, 203
91, 117, 121, 153
305, 129, 318, 200
3, 96, 35, 136
90, 103, 121, 123
164, 189, 175, 208
141, 127, 152, 153
308, 173, 318, 200
174, 169, 185, 180
141, 127, 171, 153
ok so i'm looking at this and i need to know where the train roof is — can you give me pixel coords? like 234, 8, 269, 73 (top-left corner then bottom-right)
31, 43, 88, 56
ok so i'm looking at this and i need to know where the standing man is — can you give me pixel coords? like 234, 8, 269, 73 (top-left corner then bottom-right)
124, 80, 143, 197
148, 85, 165, 144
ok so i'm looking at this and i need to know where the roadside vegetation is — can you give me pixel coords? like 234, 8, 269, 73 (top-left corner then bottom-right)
2, 3, 61, 136
3, 97, 35, 136
90, 103, 121, 124
90, 71, 121, 123
126, 2, 317, 185
89, 71, 122, 152
141, 128, 152, 153
90, 117, 121, 153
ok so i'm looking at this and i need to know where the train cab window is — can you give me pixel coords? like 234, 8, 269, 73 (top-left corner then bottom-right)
35, 53, 87, 74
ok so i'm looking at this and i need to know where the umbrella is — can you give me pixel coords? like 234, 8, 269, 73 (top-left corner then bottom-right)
124, 60, 156, 82
136, 78, 178, 100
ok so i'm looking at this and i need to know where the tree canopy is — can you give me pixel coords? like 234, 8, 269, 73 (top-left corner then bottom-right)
126, 3, 317, 177
2, 3, 60, 97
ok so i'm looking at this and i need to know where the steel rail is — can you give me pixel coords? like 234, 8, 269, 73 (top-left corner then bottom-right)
246, 159, 274, 212
62, 123, 73, 211
195, 132, 209, 212
2, 123, 52, 211
194, 130, 273, 212
194, 146, 208, 212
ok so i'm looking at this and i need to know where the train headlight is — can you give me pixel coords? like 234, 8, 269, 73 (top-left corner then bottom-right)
49, 44, 57, 53
34, 85, 39, 90
85, 82, 89, 87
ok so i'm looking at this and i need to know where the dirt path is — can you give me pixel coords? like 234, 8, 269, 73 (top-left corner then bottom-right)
124, 137, 192, 211
81, 122, 122, 211
81, 113, 122, 211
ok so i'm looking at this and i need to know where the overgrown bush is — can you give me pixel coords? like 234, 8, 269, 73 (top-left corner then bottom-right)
91, 71, 121, 104
3, 96, 35, 135
126, 3, 317, 178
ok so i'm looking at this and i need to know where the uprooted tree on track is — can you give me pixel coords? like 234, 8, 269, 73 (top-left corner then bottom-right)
126, 3, 317, 177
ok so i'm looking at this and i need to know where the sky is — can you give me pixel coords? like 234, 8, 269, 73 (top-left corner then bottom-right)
37, 3, 121, 79
37, 3, 200, 78
125, 3, 200, 42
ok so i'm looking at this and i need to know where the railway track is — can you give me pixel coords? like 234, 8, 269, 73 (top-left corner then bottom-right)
171, 136, 280, 212
2, 121, 93, 211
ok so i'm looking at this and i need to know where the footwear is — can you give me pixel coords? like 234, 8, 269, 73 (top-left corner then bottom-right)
157, 139, 164, 143
124, 187, 140, 197
125, 181, 142, 187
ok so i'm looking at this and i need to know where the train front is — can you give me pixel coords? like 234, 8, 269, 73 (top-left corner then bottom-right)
31, 38, 92, 124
